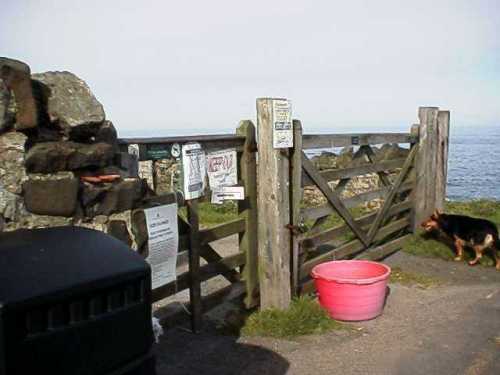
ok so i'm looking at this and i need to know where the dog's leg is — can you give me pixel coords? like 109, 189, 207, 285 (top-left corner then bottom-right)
453, 237, 464, 261
469, 245, 484, 266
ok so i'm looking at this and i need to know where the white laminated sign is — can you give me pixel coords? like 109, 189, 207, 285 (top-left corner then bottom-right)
181, 142, 206, 200
211, 186, 245, 205
272, 99, 293, 148
144, 203, 179, 289
206, 149, 238, 189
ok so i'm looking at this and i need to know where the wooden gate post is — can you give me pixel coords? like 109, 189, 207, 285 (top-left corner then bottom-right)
436, 110, 450, 211
413, 106, 450, 230
256, 98, 292, 310
237, 120, 259, 309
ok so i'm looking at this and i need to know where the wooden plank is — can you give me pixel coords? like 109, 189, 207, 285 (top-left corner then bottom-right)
302, 158, 406, 187
187, 199, 202, 333
361, 145, 392, 187
200, 244, 240, 283
301, 200, 413, 249
299, 217, 410, 279
436, 111, 450, 212
302, 133, 416, 149
302, 152, 369, 246
290, 120, 303, 295
366, 145, 417, 244
413, 107, 440, 230
302, 181, 414, 221
356, 234, 412, 261
118, 134, 245, 145
237, 120, 259, 309
256, 98, 292, 310
199, 218, 246, 245
152, 253, 245, 302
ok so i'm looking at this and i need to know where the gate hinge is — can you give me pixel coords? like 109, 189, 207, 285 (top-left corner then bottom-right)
286, 223, 307, 235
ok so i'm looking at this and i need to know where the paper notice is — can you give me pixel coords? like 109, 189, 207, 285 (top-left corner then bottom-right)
181, 143, 206, 200
211, 186, 245, 204
206, 149, 238, 189
272, 99, 293, 148
144, 203, 179, 289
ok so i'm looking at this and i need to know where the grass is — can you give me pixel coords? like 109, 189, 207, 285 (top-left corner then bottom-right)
241, 296, 348, 338
403, 199, 500, 267
179, 201, 238, 227
390, 266, 439, 288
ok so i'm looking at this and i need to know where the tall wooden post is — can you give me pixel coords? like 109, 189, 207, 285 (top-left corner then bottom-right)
187, 199, 202, 333
413, 106, 449, 230
290, 120, 303, 295
237, 120, 259, 309
436, 110, 450, 211
256, 98, 292, 310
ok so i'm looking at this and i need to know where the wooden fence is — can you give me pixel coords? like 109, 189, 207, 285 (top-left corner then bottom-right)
118, 121, 258, 332
117, 102, 450, 327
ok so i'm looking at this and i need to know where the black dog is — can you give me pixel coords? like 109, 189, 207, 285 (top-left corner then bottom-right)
421, 210, 500, 270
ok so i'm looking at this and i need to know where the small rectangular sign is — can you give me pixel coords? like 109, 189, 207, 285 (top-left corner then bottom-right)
146, 144, 170, 160
181, 143, 206, 200
206, 149, 238, 189
211, 186, 245, 204
144, 203, 179, 288
272, 99, 293, 148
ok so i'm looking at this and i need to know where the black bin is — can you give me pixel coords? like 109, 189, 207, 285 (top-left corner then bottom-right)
0, 226, 156, 375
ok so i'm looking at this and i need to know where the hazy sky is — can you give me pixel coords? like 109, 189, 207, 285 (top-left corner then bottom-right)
1, 0, 499, 135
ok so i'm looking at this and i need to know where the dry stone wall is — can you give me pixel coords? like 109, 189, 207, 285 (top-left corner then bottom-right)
0, 57, 153, 248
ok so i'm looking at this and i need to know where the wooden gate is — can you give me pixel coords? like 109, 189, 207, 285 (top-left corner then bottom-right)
289, 123, 419, 294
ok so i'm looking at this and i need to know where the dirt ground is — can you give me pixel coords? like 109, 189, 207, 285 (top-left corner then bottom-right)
154, 250, 500, 375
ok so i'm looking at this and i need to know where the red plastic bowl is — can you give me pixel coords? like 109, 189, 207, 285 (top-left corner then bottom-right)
311, 260, 391, 321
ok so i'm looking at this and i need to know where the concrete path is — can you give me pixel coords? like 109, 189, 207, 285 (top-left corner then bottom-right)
154, 252, 500, 375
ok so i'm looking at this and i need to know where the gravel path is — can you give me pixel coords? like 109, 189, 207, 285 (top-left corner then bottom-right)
155, 251, 500, 375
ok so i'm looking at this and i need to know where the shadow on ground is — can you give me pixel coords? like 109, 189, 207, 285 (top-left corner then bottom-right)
154, 322, 289, 375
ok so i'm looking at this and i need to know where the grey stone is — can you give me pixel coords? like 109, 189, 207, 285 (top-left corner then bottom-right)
25, 141, 114, 173
0, 57, 37, 130
0, 80, 13, 133
0, 186, 23, 220
83, 178, 147, 217
107, 220, 133, 247
23, 173, 79, 217
31, 71, 105, 140
0, 131, 28, 194
95, 120, 118, 149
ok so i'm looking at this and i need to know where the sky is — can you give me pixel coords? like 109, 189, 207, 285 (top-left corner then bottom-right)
1, 0, 499, 136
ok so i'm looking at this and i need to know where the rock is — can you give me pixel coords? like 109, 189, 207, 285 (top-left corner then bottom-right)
95, 120, 118, 149
131, 208, 148, 257
23, 173, 79, 217
0, 80, 13, 133
31, 71, 105, 140
107, 220, 133, 247
0, 186, 23, 221
375, 143, 409, 161
0, 215, 4, 232
0, 57, 37, 130
82, 178, 147, 217
311, 151, 337, 170
0, 131, 28, 194
25, 141, 114, 173
4, 213, 72, 231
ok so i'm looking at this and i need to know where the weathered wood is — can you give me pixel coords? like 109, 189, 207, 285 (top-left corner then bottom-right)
199, 218, 246, 245
356, 234, 412, 261
301, 200, 413, 250
237, 120, 259, 309
302, 152, 369, 246
361, 145, 392, 187
302, 133, 415, 149
367, 145, 417, 244
302, 158, 406, 187
414, 107, 440, 230
256, 98, 292, 310
436, 111, 450, 211
187, 199, 202, 333
302, 180, 414, 221
299, 217, 410, 279
199, 244, 240, 283
290, 120, 303, 295
152, 252, 245, 302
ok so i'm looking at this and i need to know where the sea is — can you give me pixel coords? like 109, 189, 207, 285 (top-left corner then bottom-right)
119, 125, 500, 201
